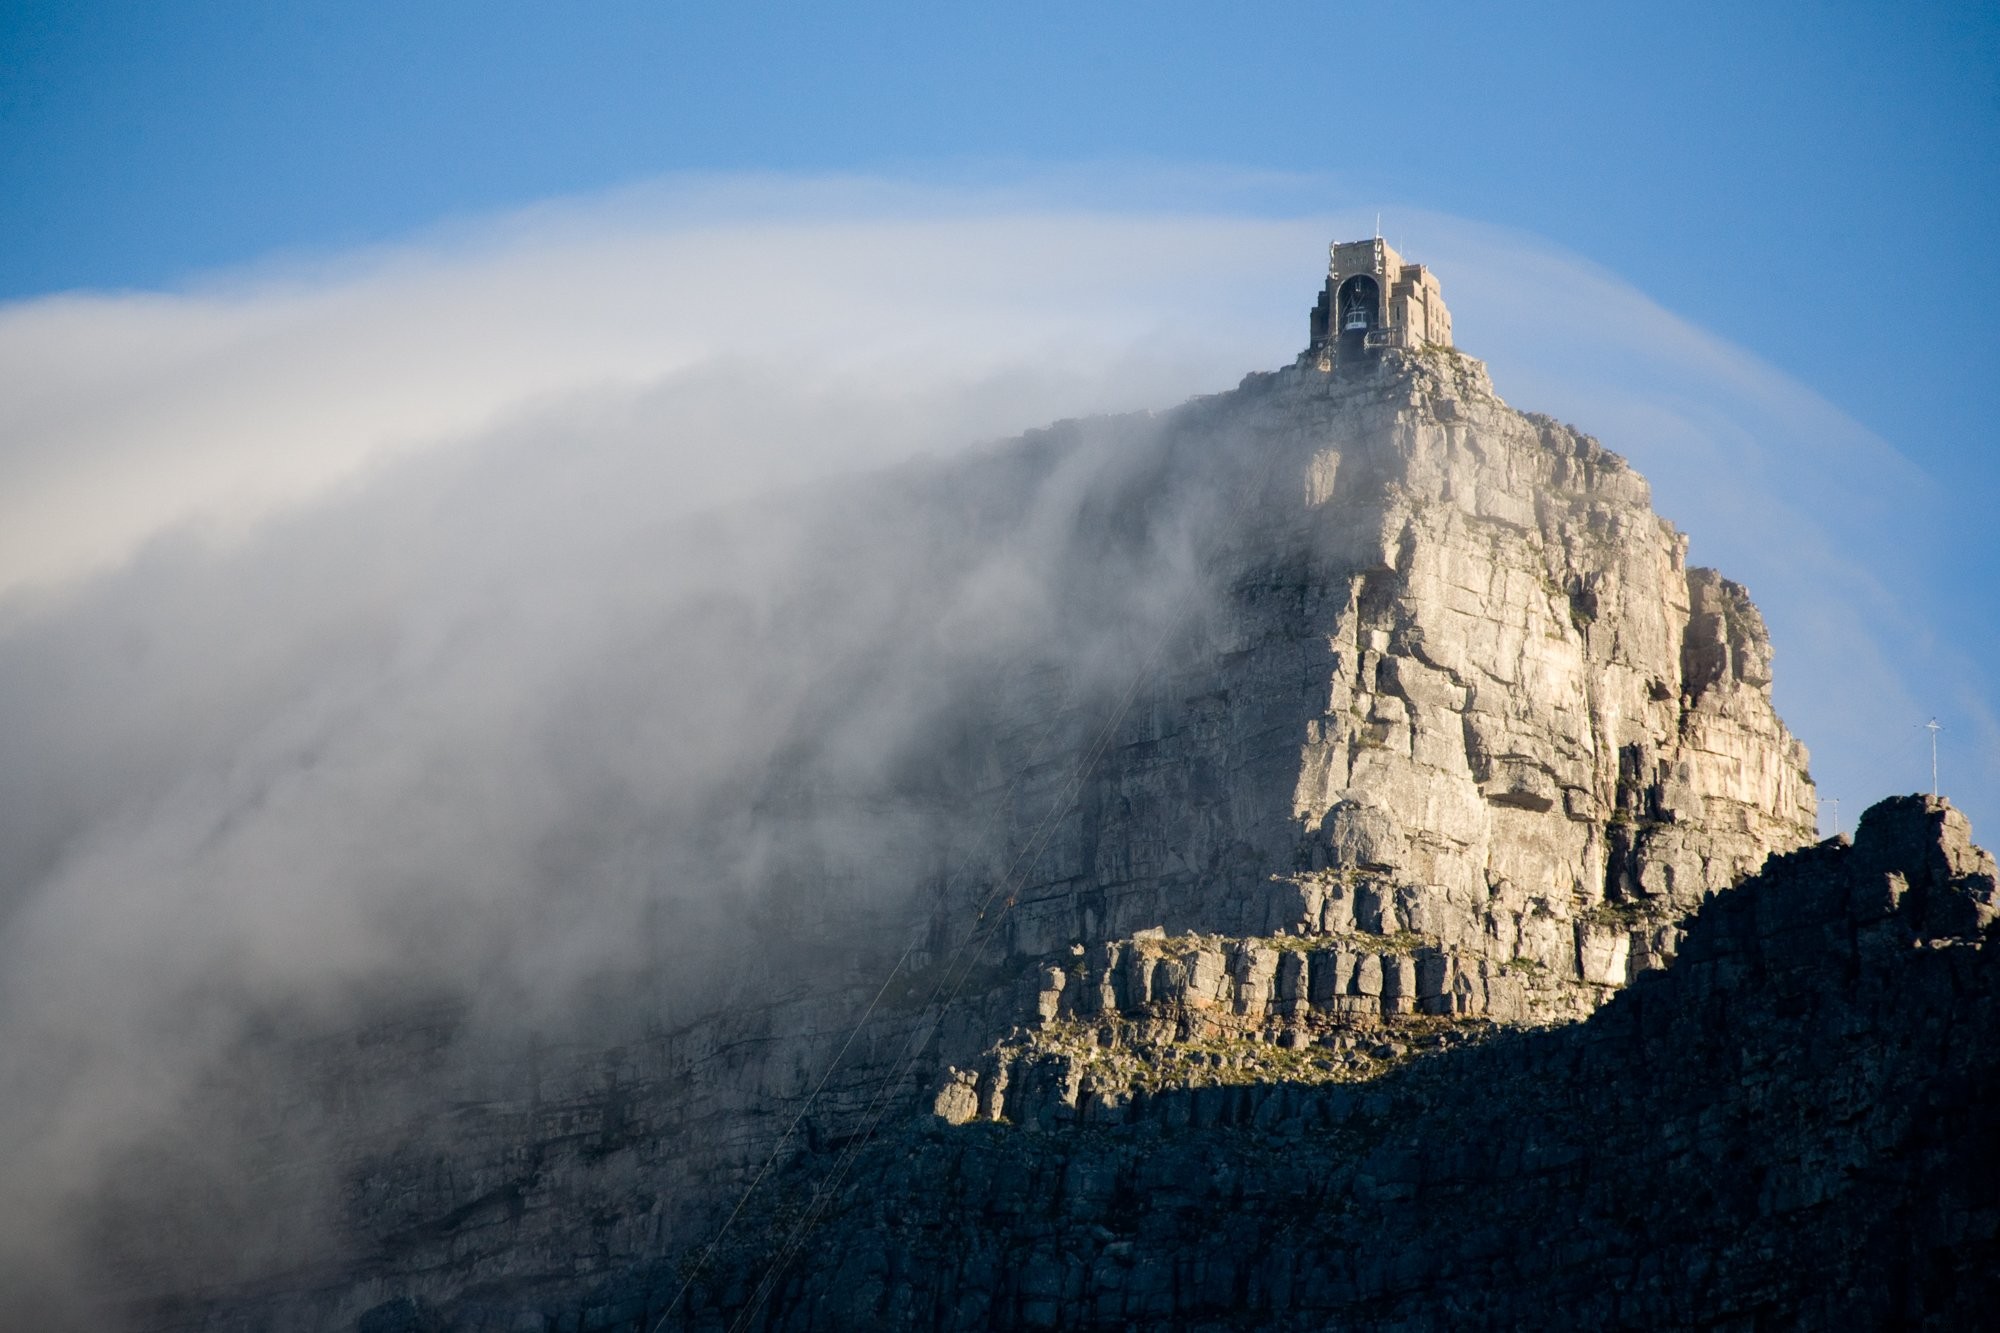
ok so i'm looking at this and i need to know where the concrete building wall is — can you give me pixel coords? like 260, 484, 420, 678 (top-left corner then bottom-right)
1312, 238, 1454, 355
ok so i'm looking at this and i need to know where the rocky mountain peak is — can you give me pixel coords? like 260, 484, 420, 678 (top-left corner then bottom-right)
129, 345, 1841, 1332
965, 348, 1815, 1008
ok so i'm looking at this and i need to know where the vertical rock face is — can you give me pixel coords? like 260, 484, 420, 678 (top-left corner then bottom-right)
977, 348, 1813, 1005
920, 350, 1817, 1137
678, 796, 2000, 1333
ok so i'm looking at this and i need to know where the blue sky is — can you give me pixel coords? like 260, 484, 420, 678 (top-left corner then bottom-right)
2, 1, 1997, 826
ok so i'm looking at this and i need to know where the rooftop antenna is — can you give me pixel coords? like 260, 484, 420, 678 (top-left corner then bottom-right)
1829, 796, 1840, 839
1374, 212, 1381, 240
1924, 718, 1943, 798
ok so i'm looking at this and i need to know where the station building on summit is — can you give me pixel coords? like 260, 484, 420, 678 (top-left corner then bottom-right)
1307, 236, 1453, 366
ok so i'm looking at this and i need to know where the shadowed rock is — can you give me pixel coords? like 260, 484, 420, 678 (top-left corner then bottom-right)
653, 796, 2000, 1332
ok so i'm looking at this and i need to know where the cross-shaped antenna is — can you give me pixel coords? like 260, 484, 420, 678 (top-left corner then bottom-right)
1829, 796, 1839, 839
1924, 717, 1943, 798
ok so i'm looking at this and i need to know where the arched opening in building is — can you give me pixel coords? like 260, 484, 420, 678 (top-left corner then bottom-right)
1337, 275, 1380, 336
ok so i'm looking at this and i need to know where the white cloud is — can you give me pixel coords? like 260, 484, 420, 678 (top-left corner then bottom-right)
0, 181, 1322, 597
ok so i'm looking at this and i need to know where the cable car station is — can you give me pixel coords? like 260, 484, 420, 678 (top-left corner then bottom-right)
1307, 236, 1453, 368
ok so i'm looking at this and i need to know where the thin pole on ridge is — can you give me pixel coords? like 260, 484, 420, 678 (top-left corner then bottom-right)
1925, 718, 1942, 798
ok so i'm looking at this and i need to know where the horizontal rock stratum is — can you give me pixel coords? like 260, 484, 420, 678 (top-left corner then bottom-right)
669, 795, 1999, 1331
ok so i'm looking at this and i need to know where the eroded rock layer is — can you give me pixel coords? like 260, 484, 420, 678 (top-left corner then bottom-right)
968, 349, 1813, 1003
619, 797, 2000, 1333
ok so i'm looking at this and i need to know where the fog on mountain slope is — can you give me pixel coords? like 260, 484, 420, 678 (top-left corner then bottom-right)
0, 371, 1253, 1320
1, 180, 1984, 829
2, 342, 1811, 1326
0, 183, 1988, 1322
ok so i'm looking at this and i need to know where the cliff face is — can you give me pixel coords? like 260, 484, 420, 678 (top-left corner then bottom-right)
132, 351, 1827, 1331
915, 349, 1816, 1133
973, 349, 1814, 990
670, 796, 2000, 1332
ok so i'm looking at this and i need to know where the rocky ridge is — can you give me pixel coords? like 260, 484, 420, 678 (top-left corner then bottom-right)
917, 346, 1814, 1132
649, 795, 2000, 1332
971, 347, 1809, 968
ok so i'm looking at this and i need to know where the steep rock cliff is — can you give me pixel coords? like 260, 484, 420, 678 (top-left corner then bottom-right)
917, 348, 1816, 1129
592, 796, 2000, 1332
958, 349, 1811, 990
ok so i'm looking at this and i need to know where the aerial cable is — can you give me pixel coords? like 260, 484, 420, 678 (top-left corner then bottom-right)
650, 520, 1177, 1330
728, 600, 1197, 1323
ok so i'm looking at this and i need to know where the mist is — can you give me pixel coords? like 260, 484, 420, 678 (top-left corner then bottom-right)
0, 289, 1257, 1317
0, 174, 1988, 1321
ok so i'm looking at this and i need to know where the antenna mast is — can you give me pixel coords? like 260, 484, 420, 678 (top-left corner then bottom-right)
1924, 718, 1942, 798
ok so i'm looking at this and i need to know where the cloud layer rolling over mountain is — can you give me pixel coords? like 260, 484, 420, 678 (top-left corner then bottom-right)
0, 175, 1988, 1320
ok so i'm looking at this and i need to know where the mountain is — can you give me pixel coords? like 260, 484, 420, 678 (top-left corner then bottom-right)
119, 339, 1987, 1333
671, 793, 2000, 1331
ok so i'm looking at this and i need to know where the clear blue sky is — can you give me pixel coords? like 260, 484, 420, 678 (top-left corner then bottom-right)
4, 0, 1997, 809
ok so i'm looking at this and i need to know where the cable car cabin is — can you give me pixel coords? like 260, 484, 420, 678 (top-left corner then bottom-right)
1337, 275, 1380, 335
1306, 236, 1454, 366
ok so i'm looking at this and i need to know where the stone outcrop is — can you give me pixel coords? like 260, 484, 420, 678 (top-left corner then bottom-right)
610, 797, 2000, 1332
964, 348, 1813, 1005
128, 349, 1830, 1331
